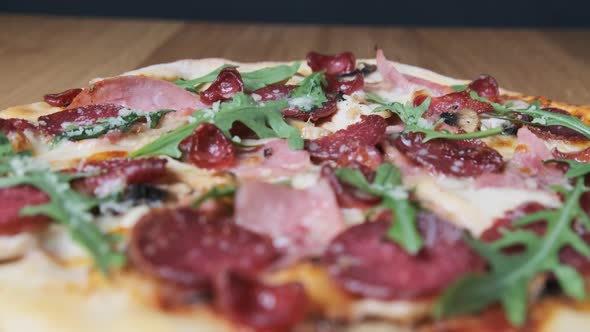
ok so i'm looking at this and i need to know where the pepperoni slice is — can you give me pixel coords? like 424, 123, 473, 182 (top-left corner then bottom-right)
251, 84, 338, 122
392, 132, 503, 177
321, 165, 379, 209
43, 88, 83, 107
0, 118, 36, 151
215, 272, 308, 332
75, 157, 167, 196
0, 186, 51, 235
282, 98, 338, 122
252, 84, 295, 102
200, 67, 244, 105
326, 73, 364, 95
305, 115, 387, 169
129, 208, 279, 288
0, 118, 36, 134
306, 51, 356, 76
38, 104, 123, 135
468, 75, 500, 102
324, 212, 483, 300
527, 108, 588, 141
553, 147, 590, 163
179, 123, 235, 169
415, 75, 499, 117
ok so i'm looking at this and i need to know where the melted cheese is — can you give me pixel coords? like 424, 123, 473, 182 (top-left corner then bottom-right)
321, 93, 385, 132
411, 176, 561, 236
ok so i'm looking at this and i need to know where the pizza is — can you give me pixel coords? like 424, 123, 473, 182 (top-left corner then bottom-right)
1, 49, 590, 332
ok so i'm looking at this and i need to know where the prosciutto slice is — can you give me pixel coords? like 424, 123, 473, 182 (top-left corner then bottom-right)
232, 139, 312, 180
374, 49, 453, 97
235, 180, 345, 264
68, 76, 206, 114
476, 127, 566, 189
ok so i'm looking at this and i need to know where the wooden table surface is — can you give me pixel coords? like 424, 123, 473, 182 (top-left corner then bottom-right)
1, 14, 589, 109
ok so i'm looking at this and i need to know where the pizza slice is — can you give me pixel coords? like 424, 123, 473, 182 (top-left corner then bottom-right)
1, 49, 590, 332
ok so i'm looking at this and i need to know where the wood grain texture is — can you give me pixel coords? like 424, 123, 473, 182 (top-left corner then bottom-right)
1, 14, 589, 109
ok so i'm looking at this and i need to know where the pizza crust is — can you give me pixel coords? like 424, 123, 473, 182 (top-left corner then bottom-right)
1, 57, 590, 332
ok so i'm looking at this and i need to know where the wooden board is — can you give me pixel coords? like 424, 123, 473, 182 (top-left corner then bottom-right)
1, 14, 589, 109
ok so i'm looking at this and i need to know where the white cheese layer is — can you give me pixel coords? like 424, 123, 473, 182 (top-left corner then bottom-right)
411, 176, 561, 236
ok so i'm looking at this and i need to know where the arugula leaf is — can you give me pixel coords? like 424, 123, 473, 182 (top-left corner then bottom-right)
128, 107, 217, 159
130, 92, 303, 158
469, 91, 590, 139
434, 178, 590, 325
289, 72, 328, 111
56, 109, 173, 143
0, 154, 125, 274
175, 62, 300, 92
364, 92, 388, 105
374, 98, 431, 128
242, 62, 301, 91
335, 164, 423, 254
0, 130, 12, 158
192, 184, 236, 208
374, 98, 508, 142
175, 64, 237, 91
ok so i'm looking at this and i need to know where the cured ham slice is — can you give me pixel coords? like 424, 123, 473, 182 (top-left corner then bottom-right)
234, 180, 345, 264
374, 49, 453, 97
476, 127, 566, 189
68, 75, 206, 114
232, 139, 311, 180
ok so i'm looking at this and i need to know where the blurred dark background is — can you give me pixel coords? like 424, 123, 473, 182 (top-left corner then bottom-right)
1, 0, 589, 26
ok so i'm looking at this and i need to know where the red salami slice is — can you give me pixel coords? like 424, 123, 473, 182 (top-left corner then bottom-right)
0, 118, 36, 151
129, 208, 279, 288
68, 76, 206, 114
527, 108, 588, 141
321, 165, 379, 209
75, 157, 167, 196
252, 84, 295, 102
306, 51, 356, 76
282, 98, 338, 122
179, 123, 235, 169
468, 75, 500, 102
38, 104, 123, 135
324, 212, 483, 300
326, 73, 364, 95
200, 67, 244, 104
215, 272, 308, 332
0, 186, 50, 235
392, 132, 503, 177
43, 88, 83, 107
305, 115, 387, 169
0, 118, 36, 134
251, 84, 338, 122
415, 75, 499, 117
553, 147, 590, 163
